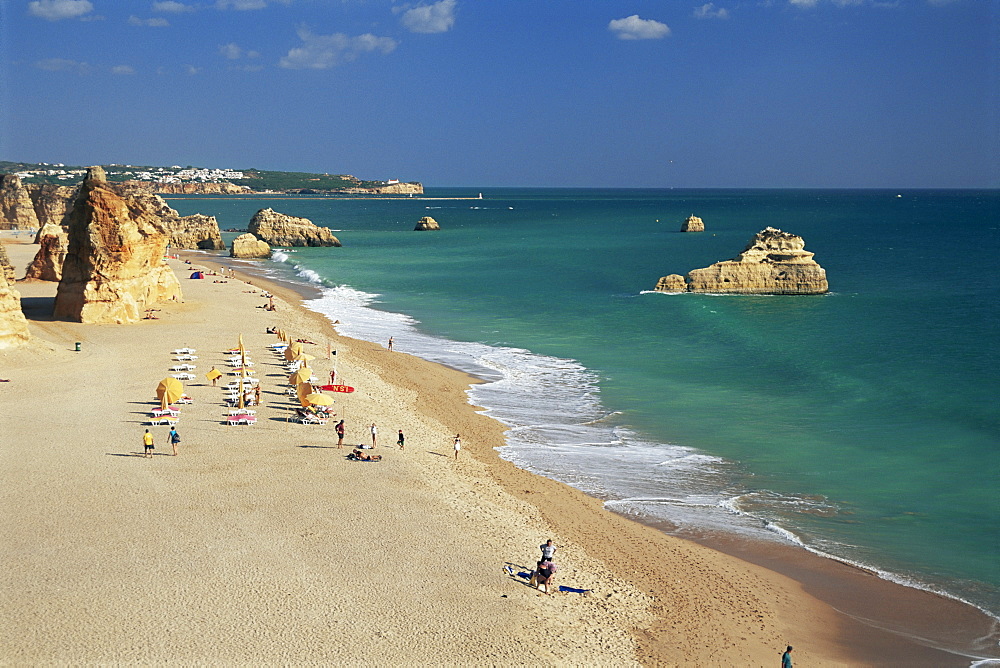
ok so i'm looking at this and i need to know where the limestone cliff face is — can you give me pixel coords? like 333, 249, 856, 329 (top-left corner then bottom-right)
119, 180, 252, 195
654, 227, 828, 295
0, 266, 30, 348
653, 274, 686, 292
0, 174, 41, 230
24, 223, 69, 281
680, 215, 704, 232
0, 242, 15, 282
27, 183, 77, 229
414, 216, 440, 231
368, 182, 423, 195
248, 208, 341, 247
167, 213, 225, 250
53, 166, 182, 324
230, 233, 272, 258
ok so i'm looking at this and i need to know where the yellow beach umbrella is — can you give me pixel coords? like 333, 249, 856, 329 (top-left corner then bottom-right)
289, 366, 312, 386
156, 377, 183, 410
283, 341, 304, 361
297, 382, 314, 406
293, 353, 315, 363
304, 393, 333, 406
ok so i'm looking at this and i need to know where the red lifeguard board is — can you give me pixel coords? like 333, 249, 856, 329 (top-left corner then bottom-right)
319, 384, 355, 393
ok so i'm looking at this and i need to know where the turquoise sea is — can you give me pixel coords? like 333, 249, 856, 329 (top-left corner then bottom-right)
169, 189, 1000, 622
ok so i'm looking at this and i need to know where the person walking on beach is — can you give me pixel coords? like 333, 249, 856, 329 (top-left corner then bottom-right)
397, 429, 405, 450
782, 646, 793, 668
169, 427, 181, 456
540, 539, 556, 561
370, 423, 378, 448
142, 429, 154, 458
336, 420, 345, 448
210, 365, 218, 386
453, 434, 461, 460
387, 336, 394, 352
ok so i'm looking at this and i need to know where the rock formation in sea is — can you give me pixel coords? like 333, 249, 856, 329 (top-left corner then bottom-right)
27, 183, 77, 230
414, 216, 440, 231
24, 223, 69, 282
230, 233, 272, 258
0, 174, 41, 230
53, 166, 182, 324
0, 264, 30, 348
654, 227, 828, 295
248, 208, 341, 247
680, 215, 704, 232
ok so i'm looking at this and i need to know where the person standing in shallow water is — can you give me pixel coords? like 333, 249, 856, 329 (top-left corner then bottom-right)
782, 645, 793, 668
387, 336, 394, 352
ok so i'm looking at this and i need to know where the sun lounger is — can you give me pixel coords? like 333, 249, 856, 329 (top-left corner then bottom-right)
171, 348, 196, 354
299, 414, 328, 425
227, 408, 257, 416
152, 407, 180, 417
170, 364, 197, 371
171, 373, 195, 380
227, 415, 257, 426
174, 354, 198, 361
149, 416, 178, 426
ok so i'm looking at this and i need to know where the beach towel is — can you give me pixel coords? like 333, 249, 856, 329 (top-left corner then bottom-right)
557, 586, 592, 594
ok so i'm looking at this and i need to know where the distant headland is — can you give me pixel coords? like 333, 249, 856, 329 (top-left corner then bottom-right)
0, 160, 423, 196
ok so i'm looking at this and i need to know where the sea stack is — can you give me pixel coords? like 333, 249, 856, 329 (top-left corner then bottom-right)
52, 166, 182, 324
680, 215, 704, 232
24, 223, 69, 281
414, 216, 440, 231
0, 265, 30, 348
248, 208, 341, 247
230, 233, 272, 259
654, 227, 828, 295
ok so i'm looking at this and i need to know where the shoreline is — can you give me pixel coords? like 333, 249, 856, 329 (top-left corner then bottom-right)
2, 233, 997, 665
191, 248, 1000, 665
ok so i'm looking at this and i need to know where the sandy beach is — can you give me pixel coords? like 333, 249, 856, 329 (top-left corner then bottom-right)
1, 233, 995, 666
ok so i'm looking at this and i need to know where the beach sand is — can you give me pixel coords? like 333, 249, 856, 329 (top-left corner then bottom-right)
1, 234, 995, 666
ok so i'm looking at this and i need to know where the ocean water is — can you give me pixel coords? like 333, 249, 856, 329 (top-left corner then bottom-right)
169, 189, 1000, 620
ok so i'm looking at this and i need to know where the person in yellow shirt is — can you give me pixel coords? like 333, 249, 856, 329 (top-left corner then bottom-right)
143, 429, 155, 458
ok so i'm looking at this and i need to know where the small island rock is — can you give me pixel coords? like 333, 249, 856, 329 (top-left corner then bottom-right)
654, 227, 828, 295
680, 215, 704, 232
248, 208, 340, 247
414, 216, 440, 231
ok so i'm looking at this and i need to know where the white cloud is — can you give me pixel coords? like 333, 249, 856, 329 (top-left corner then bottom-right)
153, 1, 196, 12
279, 28, 398, 69
111, 65, 136, 75
694, 3, 729, 19
185, 64, 201, 75
608, 15, 670, 40
400, 0, 456, 34
128, 15, 170, 26
216, 0, 267, 9
220, 43, 260, 59
35, 58, 91, 74
28, 0, 93, 21
788, 0, 819, 6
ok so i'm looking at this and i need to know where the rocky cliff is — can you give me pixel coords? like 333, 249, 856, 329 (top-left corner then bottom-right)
27, 183, 77, 229
680, 215, 704, 232
367, 182, 423, 195
0, 174, 40, 230
654, 227, 828, 295
119, 180, 253, 195
53, 166, 182, 324
24, 223, 69, 282
0, 265, 30, 348
230, 233, 271, 258
414, 216, 440, 231
248, 208, 341, 247
168, 213, 225, 250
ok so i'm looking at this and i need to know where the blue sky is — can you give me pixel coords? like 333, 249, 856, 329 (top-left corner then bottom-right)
1, 0, 996, 187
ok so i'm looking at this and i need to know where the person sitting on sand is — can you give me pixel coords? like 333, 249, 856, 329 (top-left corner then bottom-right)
531, 559, 558, 594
